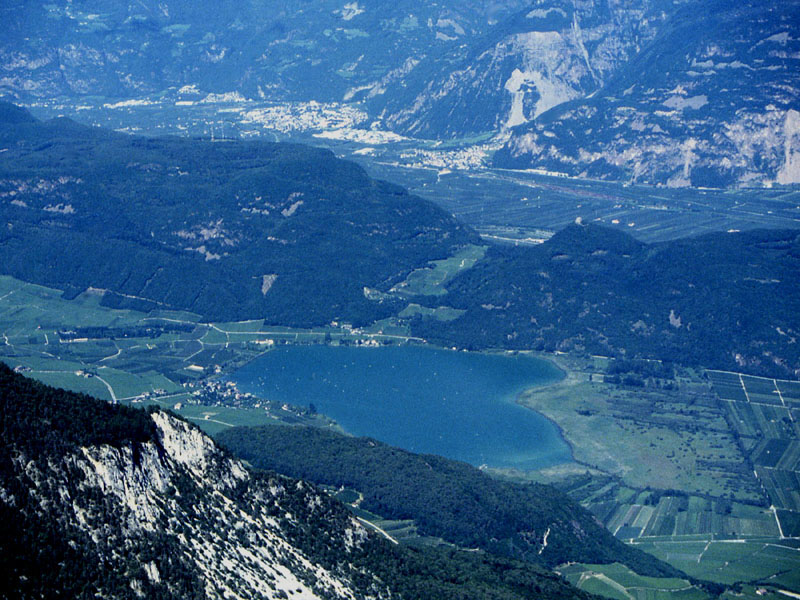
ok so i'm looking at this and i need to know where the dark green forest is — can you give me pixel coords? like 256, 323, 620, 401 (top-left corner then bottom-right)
412, 223, 800, 378
0, 102, 477, 326
216, 424, 681, 578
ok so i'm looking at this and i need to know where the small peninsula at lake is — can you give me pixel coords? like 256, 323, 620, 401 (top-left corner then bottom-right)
231, 345, 572, 471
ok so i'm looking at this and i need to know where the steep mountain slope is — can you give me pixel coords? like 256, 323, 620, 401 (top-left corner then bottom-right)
495, 0, 800, 186
0, 0, 680, 141
374, 0, 681, 139
0, 363, 375, 599
4, 0, 796, 186
0, 102, 478, 325
411, 223, 800, 378
0, 0, 528, 104
217, 424, 683, 579
0, 362, 596, 600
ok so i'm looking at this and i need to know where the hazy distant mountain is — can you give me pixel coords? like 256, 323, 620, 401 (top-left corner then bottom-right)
373, 0, 681, 138
0, 0, 679, 138
494, 0, 800, 187
0, 0, 528, 104
3, 0, 797, 187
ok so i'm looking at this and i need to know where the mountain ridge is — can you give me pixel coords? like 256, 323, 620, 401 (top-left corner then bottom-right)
0, 362, 599, 600
216, 423, 684, 578
0, 102, 478, 326
410, 222, 800, 379
494, 0, 800, 187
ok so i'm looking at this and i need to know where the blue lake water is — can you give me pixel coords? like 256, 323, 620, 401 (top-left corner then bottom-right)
231, 345, 573, 471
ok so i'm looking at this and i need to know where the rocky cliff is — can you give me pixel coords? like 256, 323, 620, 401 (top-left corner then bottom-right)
494, 0, 800, 187
0, 363, 595, 600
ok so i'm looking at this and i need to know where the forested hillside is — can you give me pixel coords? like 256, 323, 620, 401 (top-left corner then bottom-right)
410, 223, 800, 378
0, 102, 477, 325
217, 424, 682, 578
2, 102, 797, 377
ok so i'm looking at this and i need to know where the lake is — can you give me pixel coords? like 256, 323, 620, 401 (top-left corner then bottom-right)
231, 345, 573, 471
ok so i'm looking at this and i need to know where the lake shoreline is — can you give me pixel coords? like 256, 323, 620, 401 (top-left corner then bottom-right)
230, 343, 573, 471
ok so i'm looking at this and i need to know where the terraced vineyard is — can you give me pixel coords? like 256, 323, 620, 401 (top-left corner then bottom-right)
708, 371, 800, 523
515, 354, 800, 598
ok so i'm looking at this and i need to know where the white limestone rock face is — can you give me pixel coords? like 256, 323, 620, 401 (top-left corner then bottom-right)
7, 409, 382, 600
777, 110, 800, 185
495, 0, 800, 187
377, 0, 674, 139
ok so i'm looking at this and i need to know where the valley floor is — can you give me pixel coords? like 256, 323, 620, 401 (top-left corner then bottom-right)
1, 271, 798, 600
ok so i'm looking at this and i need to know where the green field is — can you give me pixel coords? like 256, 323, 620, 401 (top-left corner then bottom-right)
515, 356, 800, 592
0, 277, 143, 333
169, 405, 287, 436
389, 244, 487, 296
518, 357, 760, 500
558, 472, 780, 542
708, 370, 800, 516
2, 273, 799, 595
25, 369, 115, 401
398, 303, 466, 322
559, 562, 708, 600
633, 539, 800, 590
